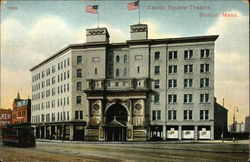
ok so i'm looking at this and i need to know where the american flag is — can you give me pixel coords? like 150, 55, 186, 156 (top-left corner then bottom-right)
85, 5, 98, 14
128, 1, 139, 10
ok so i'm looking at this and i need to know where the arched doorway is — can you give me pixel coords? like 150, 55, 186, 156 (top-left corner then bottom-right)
104, 104, 128, 141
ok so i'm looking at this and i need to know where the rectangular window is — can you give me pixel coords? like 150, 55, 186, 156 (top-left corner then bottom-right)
67, 58, 70, 66
79, 111, 83, 119
77, 56, 83, 64
184, 110, 192, 120
154, 80, 160, 89
157, 110, 161, 120
168, 79, 177, 88
201, 49, 210, 58
169, 65, 177, 74
76, 96, 82, 104
75, 111, 79, 120
184, 94, 193, 103
200, 110, 209, 120
205, 110, 209, 120
200, 64, 210, 73
155, 66, 160, 75
152, 110, 161, 121
184, 64, 193, 73
152, 110, 156, 121
168, 110, 177, 120
168, 94, 177, 103
77, 82, 82, 91
184, 50, 193, 59
137, 66, 140, 73
169, 51, 177, 60
154, 94, 160, 103
200, 78, 210, 87
200, 93, 209, 103
95, 68, 98, 75
77, 69, 82, 77
184, 79, 193, 88
155, 52, 160, 60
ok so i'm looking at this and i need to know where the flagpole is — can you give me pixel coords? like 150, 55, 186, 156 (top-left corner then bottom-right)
97, 2, 99, 28
138, 1, 140, 24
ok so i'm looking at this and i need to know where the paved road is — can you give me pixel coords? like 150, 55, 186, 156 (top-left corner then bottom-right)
0, 140, 249, 162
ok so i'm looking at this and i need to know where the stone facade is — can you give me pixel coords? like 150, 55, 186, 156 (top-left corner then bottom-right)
30, 24, 219, 141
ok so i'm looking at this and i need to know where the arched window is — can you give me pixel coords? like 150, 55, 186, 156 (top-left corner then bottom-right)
116, 55, 120, 63
124, 68, 127, 76
116, 69, 119, 77
124, 55, 128, 63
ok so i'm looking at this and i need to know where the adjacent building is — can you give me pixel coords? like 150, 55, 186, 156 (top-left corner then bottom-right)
12, 93, 31, 124
0, 108, 12, 127
30, 24, 222, 141
245, 116, 250, 133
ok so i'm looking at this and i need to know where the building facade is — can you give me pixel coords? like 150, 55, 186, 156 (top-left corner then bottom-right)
30, 24, 219, 141
12, 93, 31, 124
0, 108, 12, 127
245, 116, 250, 133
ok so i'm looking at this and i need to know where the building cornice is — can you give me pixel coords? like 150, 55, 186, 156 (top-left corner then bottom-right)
30, 35, 219, 72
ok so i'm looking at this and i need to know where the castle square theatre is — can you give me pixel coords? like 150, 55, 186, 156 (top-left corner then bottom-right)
30, 23, 228, 141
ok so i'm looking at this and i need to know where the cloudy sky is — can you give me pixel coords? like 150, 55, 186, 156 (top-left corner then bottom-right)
0, 0, 249, 124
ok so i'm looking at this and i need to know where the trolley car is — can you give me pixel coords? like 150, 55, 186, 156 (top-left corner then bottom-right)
2, 123, 36, 147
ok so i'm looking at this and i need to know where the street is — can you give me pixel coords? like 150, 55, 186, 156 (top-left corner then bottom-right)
0, 140, 249, 162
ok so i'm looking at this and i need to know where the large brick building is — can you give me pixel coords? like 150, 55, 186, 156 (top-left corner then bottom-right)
12, 93, 31, 124
30, 24, 227, 141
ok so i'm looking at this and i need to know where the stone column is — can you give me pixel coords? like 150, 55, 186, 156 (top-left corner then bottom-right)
70, 125, 74, 141
44, 126, 47, 139
194, 125, 198, 140
178, 125, 182, 140
55, 126, 57, 140
39, 126, 42, 138
210, 125, 214, 140
163, 125, 166, 140
142, 99, 146, 125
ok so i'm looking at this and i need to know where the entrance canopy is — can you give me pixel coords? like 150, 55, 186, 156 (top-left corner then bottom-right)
103, 117, 126, 128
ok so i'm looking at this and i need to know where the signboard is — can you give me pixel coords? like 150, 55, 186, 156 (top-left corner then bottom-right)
198, 128, 211, 139
182, 130, 194, 139
166, 128, 178, 139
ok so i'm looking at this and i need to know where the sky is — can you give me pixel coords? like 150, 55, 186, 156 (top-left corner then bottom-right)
0, 0, 249, 124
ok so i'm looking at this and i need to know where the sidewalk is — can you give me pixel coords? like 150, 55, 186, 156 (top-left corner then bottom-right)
36, 139, 250, 145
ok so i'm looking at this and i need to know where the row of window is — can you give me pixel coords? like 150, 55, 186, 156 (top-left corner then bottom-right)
168, 49, 210, 60
153, 93, 210, 104
31, 110, 83, 123
32, 58, 70, 83
152, 110, 209, 121
32, 97, 70, 111
168, 64, 210, 74
32, 83, 70, 100
32, 71, 70, 92
112, 49, 210, 64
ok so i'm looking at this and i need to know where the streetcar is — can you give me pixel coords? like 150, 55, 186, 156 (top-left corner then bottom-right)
1, 123, 36, 147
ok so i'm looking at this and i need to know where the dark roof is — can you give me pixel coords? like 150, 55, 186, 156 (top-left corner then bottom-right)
102, 118, 126, 128
30, 35, 219, 71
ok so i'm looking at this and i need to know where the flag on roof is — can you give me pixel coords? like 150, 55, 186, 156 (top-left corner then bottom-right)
128, 0, 139, 10
85, 5, 98, 14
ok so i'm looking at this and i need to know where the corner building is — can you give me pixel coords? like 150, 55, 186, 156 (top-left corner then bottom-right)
30, 24, 219, 141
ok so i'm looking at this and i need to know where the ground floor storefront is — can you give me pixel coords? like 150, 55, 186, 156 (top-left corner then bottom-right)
33, 121, 86, 141
33, 123, 214, 141
150, 125, 214, 140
